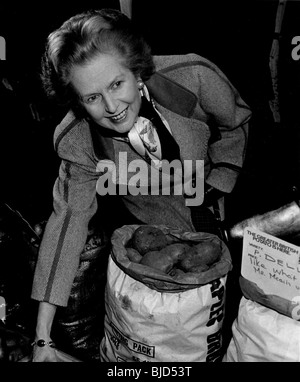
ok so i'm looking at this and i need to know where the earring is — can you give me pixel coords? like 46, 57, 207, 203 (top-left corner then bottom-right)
137, 80, 144, 90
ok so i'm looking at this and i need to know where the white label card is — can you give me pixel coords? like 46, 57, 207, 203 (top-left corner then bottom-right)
241, 227, 300, 300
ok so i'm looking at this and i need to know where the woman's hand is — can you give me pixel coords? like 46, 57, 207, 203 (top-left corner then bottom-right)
32, 301, 58, 362
32, 342, 59, 362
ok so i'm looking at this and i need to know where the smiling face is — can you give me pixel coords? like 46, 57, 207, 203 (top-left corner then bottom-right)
70, 53, 142, 134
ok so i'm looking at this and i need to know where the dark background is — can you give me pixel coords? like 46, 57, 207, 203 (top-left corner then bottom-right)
0, 0, 300, 360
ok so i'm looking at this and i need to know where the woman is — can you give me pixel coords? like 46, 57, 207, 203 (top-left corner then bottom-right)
31, 8, 251, 361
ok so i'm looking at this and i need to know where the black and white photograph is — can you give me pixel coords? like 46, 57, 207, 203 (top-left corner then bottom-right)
1, 0, 300, 368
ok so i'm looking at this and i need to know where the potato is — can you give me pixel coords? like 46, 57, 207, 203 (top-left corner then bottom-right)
179, 247, 200, 272
193, 241, 221, 265
140, 250, 174, 273
179, 240, 221, 272
188, 264, 210, 273
126, 247, 143, 263
140, 243, 190, 273
131, 226, 168, 255
162, 243, 191, 263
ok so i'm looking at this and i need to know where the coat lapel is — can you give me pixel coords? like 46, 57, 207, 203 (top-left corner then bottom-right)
146, 72, 197, 118
145, 70, 210, 162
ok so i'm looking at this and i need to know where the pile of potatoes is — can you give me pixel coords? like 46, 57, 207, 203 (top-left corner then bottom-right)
126, 226, 222, 276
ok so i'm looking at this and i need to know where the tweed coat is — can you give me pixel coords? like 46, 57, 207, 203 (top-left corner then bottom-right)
31, 53, 251, 306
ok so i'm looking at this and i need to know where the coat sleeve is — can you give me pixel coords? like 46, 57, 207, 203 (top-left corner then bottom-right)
31, 123, 99, 307
197, 64, 252, 193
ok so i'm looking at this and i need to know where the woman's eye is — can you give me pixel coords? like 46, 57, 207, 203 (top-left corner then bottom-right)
85, 94, 101, 104
112, 81, 122, 89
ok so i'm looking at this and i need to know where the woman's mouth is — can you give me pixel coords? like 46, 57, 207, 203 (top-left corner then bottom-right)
110, 107, 128, 122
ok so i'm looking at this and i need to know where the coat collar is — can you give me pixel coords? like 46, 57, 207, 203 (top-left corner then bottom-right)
145, 71, 197, 118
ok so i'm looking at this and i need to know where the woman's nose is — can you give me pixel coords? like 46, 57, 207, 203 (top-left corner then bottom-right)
104, 94, 118, 114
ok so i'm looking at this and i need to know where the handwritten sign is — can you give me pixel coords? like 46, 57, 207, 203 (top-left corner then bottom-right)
241, 227, 300, 301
